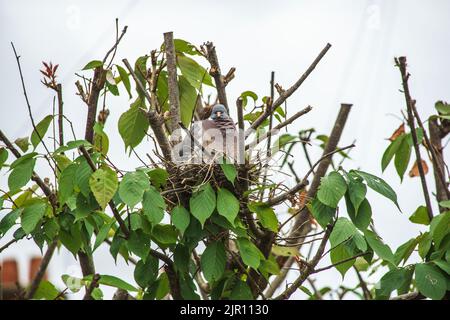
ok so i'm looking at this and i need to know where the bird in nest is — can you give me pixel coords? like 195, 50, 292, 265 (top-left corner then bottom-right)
175, 104, 238, 163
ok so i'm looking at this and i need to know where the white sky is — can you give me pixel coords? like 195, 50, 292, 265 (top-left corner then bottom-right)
1, 0, 449, 299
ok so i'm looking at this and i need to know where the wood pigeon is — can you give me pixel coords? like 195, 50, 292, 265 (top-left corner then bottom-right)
175, 104, 238, 163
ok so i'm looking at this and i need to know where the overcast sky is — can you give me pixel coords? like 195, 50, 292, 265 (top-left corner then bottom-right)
1, 0, 449, 299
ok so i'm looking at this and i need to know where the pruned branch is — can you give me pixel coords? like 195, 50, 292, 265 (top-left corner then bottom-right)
204, 41, 229, 112
163, 31, 181, 134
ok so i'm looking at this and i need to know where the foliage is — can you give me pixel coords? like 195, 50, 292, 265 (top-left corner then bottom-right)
1, 33, 448, 301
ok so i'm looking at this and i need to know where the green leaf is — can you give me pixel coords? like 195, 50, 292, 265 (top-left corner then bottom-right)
82, 60, 103, 70
201, 241, 227, 282
434, 260, 450, 275
409, 206, 430, 225
173, 39, 201, 56
377, 268, 410, 298
248, 202, 278, 232
118, 98, 149, 151
59, 228, 81, 256
415, 263, 447, 300
155, 273, 170, 300
134, 55, 149, 98
58, 163, 78, 205
8, 157, 36, 191
430, 211, 450, 248
435, 101, 450, 115
85, 274, 138, 292
134, 256, 159, 288
394, 136, 411, 182
394, 238, 417, 266
173, 244, 190, 274
317, 171, 347, 208
93, 222, 113, 252
418, 232, 432, 259
353, 170, 400, 210
330, 242, 355, 278
171, 205, 190, 235
381, 134, 405, 172
142, 186, 166, 224
151, 224, 178, 246
93, 122, 109, 155
21, 201, 47, 234
347, 178, 367, 213
259, 257, 281, 276
439, 200, 450, 208
146, 168, 169, 188
308, 198, 335, 228
230, 281, 253, 300
0, 209, 22, 237
189, 183, 216, 227
240, 91, 258, 108
75, 160, 92, 197
330, 217, 357, 246
30, 115, 53, 149
406, 128, 424, 147
54, 140, 91, 154
119, 171, 149, 208
177, 54, 214, 89
89, 166, 118, 210
14, 137, 29, 152
236, 238, 261, 270
364, 230, 395, 265
116, 64, 132, 99
217, 188, 239, 226
220, 162, 237, 185
345, 195, 372, 231
33, 280, 59, 300
128, 230, 150, 260
0, 147, 8, 168
271, 245, 299, 257
179, 75, 198, 127
156, 70, 169, 111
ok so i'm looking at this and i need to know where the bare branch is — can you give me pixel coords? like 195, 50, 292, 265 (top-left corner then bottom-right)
163, 32, 181, 134
204, 41, 229, 112
396, 57, 433, 220
248, 43, 331, 132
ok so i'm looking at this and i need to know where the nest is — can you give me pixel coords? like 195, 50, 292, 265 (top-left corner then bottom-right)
163, 162, 260, 210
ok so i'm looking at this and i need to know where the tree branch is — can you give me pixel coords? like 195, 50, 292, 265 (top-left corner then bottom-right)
25, 240, 58, 299
248, 43, 331, 133
429, 117, 450, 212
204, 41, 229, 112
83, 274, 100, 300
396, 57, 433, 220
266, 103, 352, 297
163, 32, 181, 134
273, 222, 334, 300
122, 58, 173, 163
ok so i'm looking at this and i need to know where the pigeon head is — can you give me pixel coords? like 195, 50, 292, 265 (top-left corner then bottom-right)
210, 104, 228, 120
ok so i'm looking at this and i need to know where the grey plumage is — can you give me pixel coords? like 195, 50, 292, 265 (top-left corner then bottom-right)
175, 104, 237, 163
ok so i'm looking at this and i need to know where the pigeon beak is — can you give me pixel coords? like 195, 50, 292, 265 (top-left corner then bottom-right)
216, 111, 222, 118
